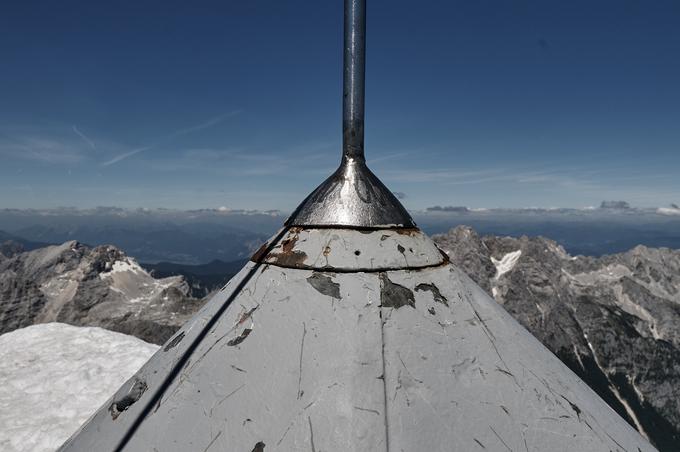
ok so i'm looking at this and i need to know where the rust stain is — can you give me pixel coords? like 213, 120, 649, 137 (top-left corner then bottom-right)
437, 247, 451, 263
256, 227, 308, 266
269, 249, 307, 266
250, 241, 270, 262
227, 328, 252, 346
394, 228, 420, 236
237, 306, 258, 326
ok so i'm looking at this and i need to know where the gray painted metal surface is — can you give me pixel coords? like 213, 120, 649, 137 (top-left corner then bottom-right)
254, 227, 444, 270
60, 228, 657, 452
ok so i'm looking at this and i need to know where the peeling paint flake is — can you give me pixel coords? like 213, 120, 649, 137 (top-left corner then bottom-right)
379, 273, 415, 309
163, 331, 185, 351
415, 282, 449, 306
109, 378, 148, 420
306, 273, 341, 298
264, 228, 307, 266
227, 328, 252, 346
237, 305, 258, 326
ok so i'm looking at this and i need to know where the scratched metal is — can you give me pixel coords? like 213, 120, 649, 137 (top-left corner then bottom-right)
59, 263, 388, 452
60, 227, 656, 451
285, 156, 416, 228
57, 263, 260, 451
55, 0, 656, 447
255, 227, 445, 271
382, 265, 656, 452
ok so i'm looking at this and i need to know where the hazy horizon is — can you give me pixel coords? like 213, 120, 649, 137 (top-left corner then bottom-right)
1, 199, 679, 213
2, 1, 679, 210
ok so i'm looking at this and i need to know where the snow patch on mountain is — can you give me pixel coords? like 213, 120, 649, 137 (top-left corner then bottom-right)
583, 332, 650, 440
99, 257, 182, 304
657, 207, 680, 216
103, 259, 145, 275
491, 250, 522, 279
0, 323, 158, 452
433, 226, 680, 450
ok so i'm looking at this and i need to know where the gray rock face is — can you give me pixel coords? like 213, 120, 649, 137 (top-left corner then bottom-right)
433, 226, 680, 451
0, 240, 25, 258
0, 241, 201, 344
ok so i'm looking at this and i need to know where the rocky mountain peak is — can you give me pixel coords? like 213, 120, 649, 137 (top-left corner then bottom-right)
0, 240, 25, 258
432, 226, 496, 292
433, 227, 680, 450
0, 242, 202, 344
1, 228, 679, 450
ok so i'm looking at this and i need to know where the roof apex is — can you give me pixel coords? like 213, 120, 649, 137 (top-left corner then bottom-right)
285, 157, 416, 228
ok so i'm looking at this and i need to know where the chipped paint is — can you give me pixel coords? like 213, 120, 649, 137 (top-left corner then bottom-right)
58, 3, 660, 446
379, 273, 415, 309
306, 273, 341, 299
163, 331, 185, 352
108, 378, 147, 420
414, 282, 449, 306
60, 230, 657, 452
227, 328, 252, 346
257, 227, 308, 267
253, 227, 444, 271
380, 266, 656, 451
55, 1, 653, 447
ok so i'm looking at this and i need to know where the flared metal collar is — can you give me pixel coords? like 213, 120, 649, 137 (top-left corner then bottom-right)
285, 156, 416, 228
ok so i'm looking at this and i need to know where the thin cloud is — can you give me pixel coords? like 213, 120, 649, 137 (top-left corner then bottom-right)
101, 146, 152, 167
100, 111, 240, 167
0, 135, 85, 164
169, 111, 240, 138
72, 125, 96, 150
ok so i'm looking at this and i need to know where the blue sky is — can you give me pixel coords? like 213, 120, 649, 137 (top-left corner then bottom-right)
1, 0, 678, 210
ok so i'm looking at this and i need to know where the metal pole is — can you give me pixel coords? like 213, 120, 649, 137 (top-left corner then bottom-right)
343, 0, 366, 162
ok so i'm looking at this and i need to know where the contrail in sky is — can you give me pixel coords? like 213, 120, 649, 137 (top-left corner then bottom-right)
101, 146, 152, 167
100, 111, 240, 167
72, 125, 97, 150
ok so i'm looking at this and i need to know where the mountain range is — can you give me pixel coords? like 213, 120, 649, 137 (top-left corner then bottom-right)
0, 240, 202, 344
0, 226, 679, 450
434, 226, 680, 451
1, 202, 680, 263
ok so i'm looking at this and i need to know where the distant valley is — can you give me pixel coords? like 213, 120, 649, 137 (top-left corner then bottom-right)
1, 202, 679, 265
140, 259, 246, 298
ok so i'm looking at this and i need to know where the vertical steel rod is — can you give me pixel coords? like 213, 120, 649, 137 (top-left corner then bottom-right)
343, 0, 366, 162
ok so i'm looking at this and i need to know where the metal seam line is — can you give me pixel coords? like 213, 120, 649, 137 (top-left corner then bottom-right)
113, 227, 291, 452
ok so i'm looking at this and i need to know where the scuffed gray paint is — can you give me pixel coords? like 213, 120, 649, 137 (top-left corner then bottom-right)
59, 229, 657, 452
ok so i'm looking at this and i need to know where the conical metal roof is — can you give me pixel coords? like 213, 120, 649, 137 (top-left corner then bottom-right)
59, 1, 658, 451
59, 226, 656, 452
